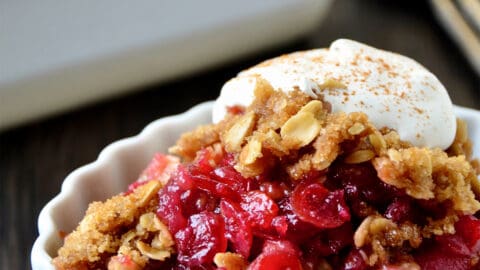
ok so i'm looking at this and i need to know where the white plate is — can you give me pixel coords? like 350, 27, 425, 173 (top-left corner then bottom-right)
31, 103, 480, 269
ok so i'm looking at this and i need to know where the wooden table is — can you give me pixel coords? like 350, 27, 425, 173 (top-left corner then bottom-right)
1, 1, 479, 269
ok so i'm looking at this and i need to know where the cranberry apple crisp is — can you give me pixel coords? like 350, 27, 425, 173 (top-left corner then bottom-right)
53, 40, 480, 270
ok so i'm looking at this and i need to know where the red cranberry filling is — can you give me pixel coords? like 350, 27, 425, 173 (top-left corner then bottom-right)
291, 179, 350, 229
340, 248, 369, 270
220, 199, 253, 258
175, 212, 227, 266
147, 150, 480, 268
249, 240, 302, 270
240, 191, 279, 231
413, 215, 480, 270
303, 222, 354, 257
455, 215, 480, 252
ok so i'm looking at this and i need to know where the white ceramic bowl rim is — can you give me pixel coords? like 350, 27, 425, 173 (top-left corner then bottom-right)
31, 102, 480, 270
31, 101, 213, 270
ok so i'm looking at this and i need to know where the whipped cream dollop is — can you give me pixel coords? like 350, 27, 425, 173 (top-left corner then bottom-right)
213, 39, 456, 149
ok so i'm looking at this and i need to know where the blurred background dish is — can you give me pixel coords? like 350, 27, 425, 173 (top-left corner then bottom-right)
0, 0, 332, 130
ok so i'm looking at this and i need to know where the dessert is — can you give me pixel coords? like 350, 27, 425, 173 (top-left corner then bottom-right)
52, 40, 480, 270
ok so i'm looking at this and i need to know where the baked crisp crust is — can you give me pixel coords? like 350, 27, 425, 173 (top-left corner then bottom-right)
53, 181, 165, 269
53, 86, 480, 269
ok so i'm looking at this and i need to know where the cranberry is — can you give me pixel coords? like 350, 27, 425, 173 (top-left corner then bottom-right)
301, 256, 331, 270
304, 222, 354, 257
171, 263, 216, 270
188, 170, 239, 200
194, 148, 219, 175
435, 234, 471, 256
384, 196, 420, 223
278, 198, 321, 243
327, 163, 377, 190
220, 199, 252, 258
259, 181, 289, 200
174, 165, 195, 190
327, 163, 401, 208
455, 215, 480, 253
340, 249, 368, 270
415, 248, 470, 270
180, 188, 217, 217
157, 164, 222, 234
213, 166, 256, 193
175, 212, 227, 266
143, 258, 176, 270
186, 154, 256, 200
126, 153, 177, 194
249, 237, 266, 260
219, 153, 236, 167
291, 179, 350, 229
417, 199, 449, 220
240, 191, 279, 231
249, 240, 302, 270
412, 216, 480, 269
157, 182, 187, 234
271, 216, 289, 237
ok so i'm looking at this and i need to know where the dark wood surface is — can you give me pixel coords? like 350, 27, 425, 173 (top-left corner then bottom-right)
1, 1, 479, 269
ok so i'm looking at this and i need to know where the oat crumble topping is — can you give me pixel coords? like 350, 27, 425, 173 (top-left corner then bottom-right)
53, 85, 480, 270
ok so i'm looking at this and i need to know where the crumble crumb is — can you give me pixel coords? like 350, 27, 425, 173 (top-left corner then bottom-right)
53, 180, 163, 269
